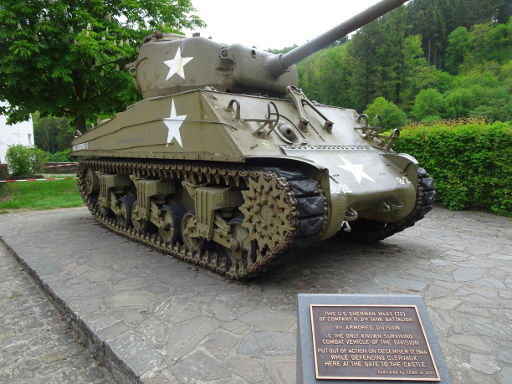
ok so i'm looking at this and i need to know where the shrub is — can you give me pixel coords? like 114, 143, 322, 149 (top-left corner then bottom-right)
364, 97, 407, 130
46, 149, 73, 162
499, 60, 512, 80
394, 120, 512, 216
5, 145, 48, 177
420, 115, 443, 124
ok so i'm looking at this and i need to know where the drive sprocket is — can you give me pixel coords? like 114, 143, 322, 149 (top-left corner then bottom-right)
239, 172, 298, 254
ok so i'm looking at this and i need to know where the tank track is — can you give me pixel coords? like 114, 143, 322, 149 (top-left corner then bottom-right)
340, 167, 436, 243
77, 159, 325, 280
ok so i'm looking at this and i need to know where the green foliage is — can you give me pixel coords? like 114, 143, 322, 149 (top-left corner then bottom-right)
500, 59, 512, 78
498, 0, 512, 23
0, 179, 83, 210
437, 68, 512, 121
364, 97, 407, 130
0, 0, 203, 131
294, 3, 512, 124
394, 120, 512, 216
267, 45, 297, 54
443, 87, 476, 118
406, 0, 507, 68
0, 164, 8, 180
297, 43, 353, 107
446, 27, 472, 73
46, 149, 73, 162
411, 88, 445, 121
469, 84, 512, 121
32, 113, 74, 153
5, 145, 48, 177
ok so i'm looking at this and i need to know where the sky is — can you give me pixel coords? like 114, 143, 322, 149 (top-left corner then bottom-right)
185, 0, 384, 50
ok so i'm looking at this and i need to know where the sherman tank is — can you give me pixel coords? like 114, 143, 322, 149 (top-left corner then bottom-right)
71, 0, 436, 280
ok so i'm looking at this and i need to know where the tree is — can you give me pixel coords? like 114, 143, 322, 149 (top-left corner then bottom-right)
411, 88, 446, 121
408, 0, 507, 69
292, 0, 512, 122
32, 112, 74, 153
364, 97, 407, 130
398, 34, 434, 111
483, 19, 512, 64
267, 45, 298, 54
498, 0, 512, 24
445, 27, 472, 73
347, 19, 383, 112
0, 0, 203, 132
443, 87, 476, 118
297, 43, 353, 107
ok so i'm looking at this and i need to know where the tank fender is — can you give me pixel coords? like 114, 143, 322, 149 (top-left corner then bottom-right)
246, 156, 347, 241
246, 155, 326, 172
380, 153, 419, 185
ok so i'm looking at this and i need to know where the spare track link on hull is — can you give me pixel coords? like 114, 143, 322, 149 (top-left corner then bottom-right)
341, 167, 437, 243
77, 159, 326, 280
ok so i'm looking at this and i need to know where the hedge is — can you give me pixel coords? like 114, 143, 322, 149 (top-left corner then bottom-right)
393, 119, 512, 216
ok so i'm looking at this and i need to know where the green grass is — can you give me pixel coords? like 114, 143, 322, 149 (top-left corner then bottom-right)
0, 179, 84, 210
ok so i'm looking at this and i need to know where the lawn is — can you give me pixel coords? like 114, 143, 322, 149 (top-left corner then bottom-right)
0, 179, 84, 211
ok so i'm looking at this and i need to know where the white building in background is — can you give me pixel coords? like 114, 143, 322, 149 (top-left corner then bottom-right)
0, 102, 34, 164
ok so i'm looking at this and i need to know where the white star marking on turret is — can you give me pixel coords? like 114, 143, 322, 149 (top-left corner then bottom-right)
163, 100, 187, 147
338, 156, 375, 184
164, 47, 193, 80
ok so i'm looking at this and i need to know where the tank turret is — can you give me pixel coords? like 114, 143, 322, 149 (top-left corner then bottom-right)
128, 0, 407, 98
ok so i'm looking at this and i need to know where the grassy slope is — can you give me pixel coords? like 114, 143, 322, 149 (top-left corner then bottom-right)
0, 179, 83, 211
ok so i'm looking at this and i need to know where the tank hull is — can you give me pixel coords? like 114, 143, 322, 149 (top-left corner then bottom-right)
72, 89, 435, 278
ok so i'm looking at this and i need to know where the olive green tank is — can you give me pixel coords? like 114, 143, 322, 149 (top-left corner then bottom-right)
71, 0, 436, 279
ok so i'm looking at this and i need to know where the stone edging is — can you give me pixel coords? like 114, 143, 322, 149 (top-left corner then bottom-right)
0, 236, 139, 384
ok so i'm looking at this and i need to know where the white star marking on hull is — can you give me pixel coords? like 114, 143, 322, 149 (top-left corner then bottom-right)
163, 100, 187, 147
164, 47, 193, 80
338, 156, 375, 184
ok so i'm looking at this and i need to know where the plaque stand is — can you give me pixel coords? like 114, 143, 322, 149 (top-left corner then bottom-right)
297, 294, 452, 384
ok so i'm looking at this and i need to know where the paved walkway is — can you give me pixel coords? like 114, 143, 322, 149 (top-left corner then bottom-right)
0, 239, 115, 383
0, 206, 511, 384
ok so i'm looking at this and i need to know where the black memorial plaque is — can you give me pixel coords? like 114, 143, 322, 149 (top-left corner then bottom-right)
310, 305, 440, 381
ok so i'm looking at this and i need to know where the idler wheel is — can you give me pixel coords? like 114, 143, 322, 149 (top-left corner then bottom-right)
117, 196, 136, 228
159, 204, 185, 244
84, 169, 99, 195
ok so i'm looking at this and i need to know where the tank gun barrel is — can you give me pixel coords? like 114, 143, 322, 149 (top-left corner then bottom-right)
269, 0, 408, 77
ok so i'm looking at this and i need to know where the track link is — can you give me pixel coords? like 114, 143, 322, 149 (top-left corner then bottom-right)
77, 159, 325, 280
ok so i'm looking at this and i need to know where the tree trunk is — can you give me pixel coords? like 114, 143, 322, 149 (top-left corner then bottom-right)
434, 43, 437, 69
428, 39, 431, 65
76, 115, 86, 133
